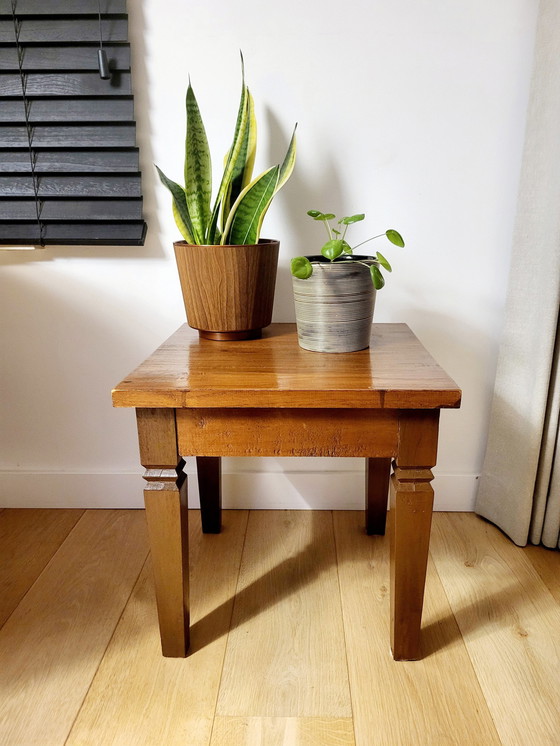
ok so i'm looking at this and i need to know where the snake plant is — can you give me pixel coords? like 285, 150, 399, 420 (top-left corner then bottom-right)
156, 56, 297, 246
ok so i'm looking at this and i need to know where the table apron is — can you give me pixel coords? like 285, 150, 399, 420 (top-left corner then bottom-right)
176, 408, 399, 458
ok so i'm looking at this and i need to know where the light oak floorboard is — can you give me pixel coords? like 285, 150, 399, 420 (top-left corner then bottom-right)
522, 542, 560, 604
4, 508, 560, 746
0, 508, 84, 627
67, 510, 249, 746
217, 511, 352, 718
334, 510, 500, 746
210, 716, 355, 745
430, 513, 560, 746
0, 510, 148, 746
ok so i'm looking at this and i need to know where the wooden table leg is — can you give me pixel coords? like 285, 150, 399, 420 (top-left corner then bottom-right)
365, 457, 391, 535
197, 456, 222, 533
137, 408, 190, 657
390, 410, 439, 660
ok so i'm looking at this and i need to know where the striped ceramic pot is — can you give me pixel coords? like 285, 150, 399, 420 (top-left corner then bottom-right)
292, 255, 377, 353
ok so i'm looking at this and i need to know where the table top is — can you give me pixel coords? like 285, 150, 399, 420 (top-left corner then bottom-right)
112, 323, 461, 410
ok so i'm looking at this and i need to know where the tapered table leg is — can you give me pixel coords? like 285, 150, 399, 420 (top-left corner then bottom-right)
390, 410, 439, 660
137, 408, 190, 657
365, 457, 391, 535
197, 456, 222, 533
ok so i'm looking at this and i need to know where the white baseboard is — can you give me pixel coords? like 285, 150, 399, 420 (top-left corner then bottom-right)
0, 469, 478, 511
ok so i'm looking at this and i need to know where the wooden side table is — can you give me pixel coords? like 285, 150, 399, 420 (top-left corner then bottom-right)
112, 323, 461, 660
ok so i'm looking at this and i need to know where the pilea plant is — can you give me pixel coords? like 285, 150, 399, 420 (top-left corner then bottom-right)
291, 210, 404, 289
156, 56, 297, 246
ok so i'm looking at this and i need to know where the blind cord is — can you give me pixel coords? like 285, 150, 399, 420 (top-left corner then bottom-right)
97, 0, 111, 79
11, 1, 45, 246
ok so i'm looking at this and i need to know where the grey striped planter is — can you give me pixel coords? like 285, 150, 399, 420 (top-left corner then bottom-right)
292, 255, 377, 353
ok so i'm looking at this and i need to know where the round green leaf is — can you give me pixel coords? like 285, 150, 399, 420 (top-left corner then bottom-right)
291, 256, 314, 279
307, 209, 323, 219
376, 251, 392, 272
340, 213, 365, 225
386, 229, 405, 247
342, 240, 353, 254
321, 239, 344, 261
370, 264, 385, 289
321, 213, 335, 221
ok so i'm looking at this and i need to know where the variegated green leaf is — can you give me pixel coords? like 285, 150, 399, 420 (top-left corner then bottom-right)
184, 83, 212, 243
223, 88, 258, 219
275, 124, 297, 193
208, 65, 250, 243
251, 126, 297, 239
155, 165, 195, 243
224, 165, 280, 245
172, 201, 194, 243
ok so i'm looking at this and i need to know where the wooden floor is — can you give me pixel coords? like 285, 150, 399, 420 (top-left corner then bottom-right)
0, 508, 559, 745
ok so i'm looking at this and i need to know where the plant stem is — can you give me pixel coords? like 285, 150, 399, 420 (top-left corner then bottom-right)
351, 234, 385, 251
323, 217, 333, 240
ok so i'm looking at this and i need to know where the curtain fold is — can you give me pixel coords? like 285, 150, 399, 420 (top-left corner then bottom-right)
475, 0, 560, 548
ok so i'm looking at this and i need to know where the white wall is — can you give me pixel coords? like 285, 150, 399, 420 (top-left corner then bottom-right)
0, 0, 538, 510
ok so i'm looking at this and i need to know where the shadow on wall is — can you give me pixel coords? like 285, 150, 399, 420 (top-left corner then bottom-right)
264, 107, 347, 322
396, 305, 497, 473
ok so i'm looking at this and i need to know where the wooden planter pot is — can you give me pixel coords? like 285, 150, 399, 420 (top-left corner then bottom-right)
292, 255, 377, 353
174, 239, 280, 341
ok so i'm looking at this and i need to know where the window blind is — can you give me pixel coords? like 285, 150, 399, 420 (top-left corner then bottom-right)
0, 0, 146, 245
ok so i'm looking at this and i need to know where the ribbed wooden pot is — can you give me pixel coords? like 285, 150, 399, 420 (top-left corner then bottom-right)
292, 256, 377, 353
174, 239, 279, 340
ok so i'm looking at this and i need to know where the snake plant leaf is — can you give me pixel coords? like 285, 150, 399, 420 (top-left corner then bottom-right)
224, 165, 280, 245
291, 256, 314, 279
250, 126, 297, 240
240, 88, 257, 190
222, 88, 257, 223
386, 229, 405, 247
276, 125, 297, 193
321, 239, 344, 261
340, 214, 365, 225
208, 65, 250, 243
184, 83, 212, 243
155, 165, 196, 243
370, 264, 385, 289
376, 251, 392, 272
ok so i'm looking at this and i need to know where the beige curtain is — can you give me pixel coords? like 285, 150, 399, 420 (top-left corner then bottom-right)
475, 0, 560, 548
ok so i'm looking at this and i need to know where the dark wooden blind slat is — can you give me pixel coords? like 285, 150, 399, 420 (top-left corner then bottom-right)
0, 45, 131, 71
1, 2, 145, 246
0, 221, 146, 245
0, 98, 134, 122
0, 199, 142, 220
0, 72, 131, 96
0, 149, 139, 172
0, 125, 137, 148
0, 19, 128, 43
0, 174, 142, 197
0, 0, 127, 14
